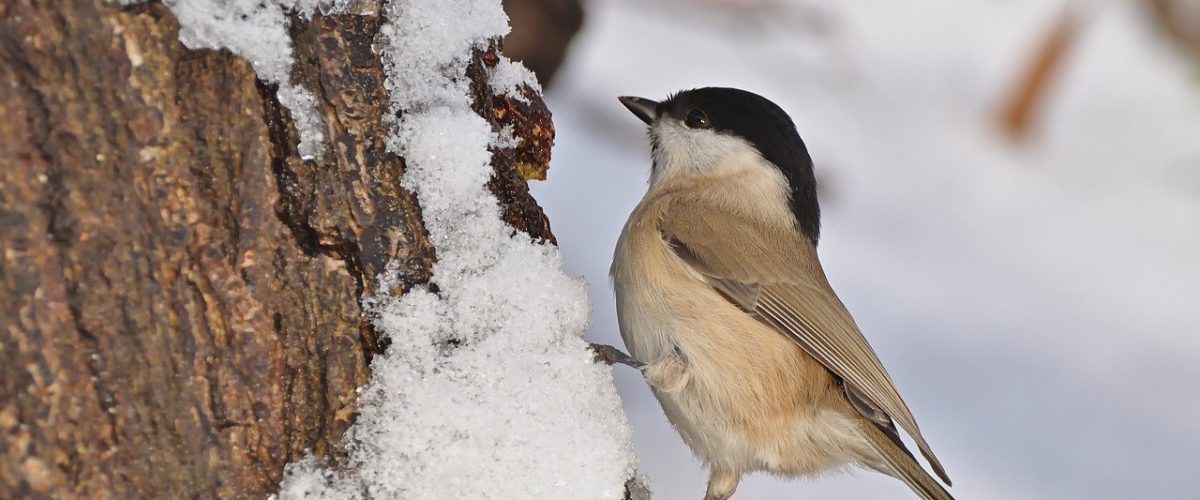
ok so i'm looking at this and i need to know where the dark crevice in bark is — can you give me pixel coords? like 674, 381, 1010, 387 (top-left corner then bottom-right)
257, 71, 374, 459
257, 80, 368, 300
118, 0, 160, 16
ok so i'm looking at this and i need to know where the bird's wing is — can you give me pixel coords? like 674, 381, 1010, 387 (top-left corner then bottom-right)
662, 207, 951, 485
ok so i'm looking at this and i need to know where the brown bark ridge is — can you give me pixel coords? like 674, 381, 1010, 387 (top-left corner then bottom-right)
0, 0, 555, 498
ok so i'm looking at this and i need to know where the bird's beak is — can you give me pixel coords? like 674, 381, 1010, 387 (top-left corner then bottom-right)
618, 96, 659, 125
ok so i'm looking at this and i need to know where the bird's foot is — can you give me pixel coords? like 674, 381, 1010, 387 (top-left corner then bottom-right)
589, 343, 645, 369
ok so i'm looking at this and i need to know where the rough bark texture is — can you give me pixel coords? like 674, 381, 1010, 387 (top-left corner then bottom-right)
0, 1, 554, 498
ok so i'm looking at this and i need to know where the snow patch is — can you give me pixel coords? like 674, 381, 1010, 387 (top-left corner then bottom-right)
375, 0, 510, 119
276, 456, 341, 500
493, 124, 521, 149
489, 57, 542, 102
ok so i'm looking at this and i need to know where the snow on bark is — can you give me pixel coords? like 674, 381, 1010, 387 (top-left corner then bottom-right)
264, 0, 638, 498
164, 0, 348, 159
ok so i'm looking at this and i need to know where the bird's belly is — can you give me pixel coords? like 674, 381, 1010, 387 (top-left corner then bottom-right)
614, 258, 859, 475
654, 317, 859, 476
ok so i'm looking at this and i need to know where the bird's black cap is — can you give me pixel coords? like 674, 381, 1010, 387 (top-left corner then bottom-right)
636, 87, 821, 245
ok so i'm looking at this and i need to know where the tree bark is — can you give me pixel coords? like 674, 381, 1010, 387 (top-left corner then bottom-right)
0, 1, 555, 498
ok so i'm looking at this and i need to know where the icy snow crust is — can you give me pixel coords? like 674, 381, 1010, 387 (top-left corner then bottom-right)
271, 0, 636, 499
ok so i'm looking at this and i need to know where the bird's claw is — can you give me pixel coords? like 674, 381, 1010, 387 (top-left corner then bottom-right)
589, 343, 645, 370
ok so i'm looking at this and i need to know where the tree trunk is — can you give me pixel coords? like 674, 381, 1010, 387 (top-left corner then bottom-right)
0, 1, 555, 497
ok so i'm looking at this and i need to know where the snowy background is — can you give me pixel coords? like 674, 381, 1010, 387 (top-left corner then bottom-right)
531, 0, 1200, 499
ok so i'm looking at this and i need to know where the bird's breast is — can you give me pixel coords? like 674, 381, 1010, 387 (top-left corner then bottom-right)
612, 213, 833, 418
612, 218, 850, 474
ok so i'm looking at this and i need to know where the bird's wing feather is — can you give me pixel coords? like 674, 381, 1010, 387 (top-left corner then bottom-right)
662, 207, 951, 485
857, 416, 956, 500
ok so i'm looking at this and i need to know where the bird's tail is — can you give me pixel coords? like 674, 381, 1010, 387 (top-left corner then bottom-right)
856, 419, 954, 500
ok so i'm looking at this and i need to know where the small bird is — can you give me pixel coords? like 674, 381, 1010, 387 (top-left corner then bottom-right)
607, 88, 953, 500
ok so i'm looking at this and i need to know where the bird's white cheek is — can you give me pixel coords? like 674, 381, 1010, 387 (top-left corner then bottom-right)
649, 120, 760, 185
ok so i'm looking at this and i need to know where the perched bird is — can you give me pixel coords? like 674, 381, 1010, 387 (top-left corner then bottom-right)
608, 88, 953, 500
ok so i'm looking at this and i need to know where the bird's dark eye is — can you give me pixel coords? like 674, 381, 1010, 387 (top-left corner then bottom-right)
684, 109, 709, 129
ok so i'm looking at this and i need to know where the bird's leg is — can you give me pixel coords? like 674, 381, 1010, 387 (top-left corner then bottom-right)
642, 349, 689, 393
704, 467, 741, 500
590, 342, 690, 393
589, 343, 644, 369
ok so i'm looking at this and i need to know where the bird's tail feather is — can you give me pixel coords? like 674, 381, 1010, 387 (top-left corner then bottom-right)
856, 420, 954, 500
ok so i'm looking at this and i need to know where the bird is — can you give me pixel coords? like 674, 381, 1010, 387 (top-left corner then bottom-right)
605, 87, 954, 500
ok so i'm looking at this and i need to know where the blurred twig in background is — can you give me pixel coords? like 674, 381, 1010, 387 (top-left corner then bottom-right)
1146, 0, 1200, 61
998, 1, 1199, 143
997, 5, 1087, 142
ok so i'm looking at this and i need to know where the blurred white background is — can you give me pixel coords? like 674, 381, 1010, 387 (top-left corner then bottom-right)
530, 0, 1200, 498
